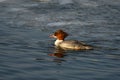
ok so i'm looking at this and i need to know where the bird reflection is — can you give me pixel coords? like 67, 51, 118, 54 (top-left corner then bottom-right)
48, 48, 66, 58
48, 48, 66, 64
35, 48, 66, 64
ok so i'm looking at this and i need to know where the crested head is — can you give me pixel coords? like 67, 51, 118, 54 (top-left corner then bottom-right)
53, 29, 68, 40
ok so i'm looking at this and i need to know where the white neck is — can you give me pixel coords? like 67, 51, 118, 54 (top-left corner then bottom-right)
55, 39, 63, 46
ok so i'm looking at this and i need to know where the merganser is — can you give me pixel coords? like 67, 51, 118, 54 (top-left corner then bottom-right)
50, 29, 93, 50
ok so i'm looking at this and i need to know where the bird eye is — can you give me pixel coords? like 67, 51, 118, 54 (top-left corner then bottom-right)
54, 32, 57, 36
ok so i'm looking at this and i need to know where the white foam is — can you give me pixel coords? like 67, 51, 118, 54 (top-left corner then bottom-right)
47, 21, 93, 26
9, 8, 26, 12
37, 0, 51, 3
82, 2, 98, 7
59, 0, 73, 5
74, 0, 98, 7
0, 0, 6, 2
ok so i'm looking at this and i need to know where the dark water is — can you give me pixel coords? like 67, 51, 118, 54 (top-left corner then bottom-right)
0, 0, 120, 80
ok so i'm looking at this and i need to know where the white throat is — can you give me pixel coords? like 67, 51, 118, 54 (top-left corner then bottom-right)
55, 39, 63, 46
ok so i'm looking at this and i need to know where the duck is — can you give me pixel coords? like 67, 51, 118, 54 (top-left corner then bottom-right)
50, 29, 93, 50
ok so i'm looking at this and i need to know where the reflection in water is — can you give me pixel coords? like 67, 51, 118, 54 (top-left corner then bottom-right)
35, 48, 66, 63
48, 48, 66, 64
48, 48, 66, 58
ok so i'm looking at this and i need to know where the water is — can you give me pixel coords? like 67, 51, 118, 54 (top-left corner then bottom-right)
0, 0, 120, 80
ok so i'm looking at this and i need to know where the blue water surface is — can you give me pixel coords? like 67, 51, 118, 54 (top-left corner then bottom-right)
0, 0, 120, 80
